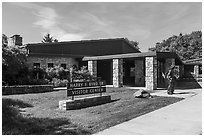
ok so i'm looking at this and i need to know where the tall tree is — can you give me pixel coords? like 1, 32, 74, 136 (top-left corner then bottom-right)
54, 39, 58, 43
148, 31, 202, 61
2, 34, 28, 85
2, 34, 8, 47
42, 33, 57, 43
129, 40, 140, 51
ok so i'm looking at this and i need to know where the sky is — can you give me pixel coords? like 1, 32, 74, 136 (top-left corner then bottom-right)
2, 2, 202, 52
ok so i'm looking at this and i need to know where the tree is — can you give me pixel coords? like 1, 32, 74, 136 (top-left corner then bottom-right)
148, 31, 202, 61
129, 40, 140, 51
42, 33, 58, 43
2, 39, 28, 85
2, 34, 8, 47
54, 39, 58, 42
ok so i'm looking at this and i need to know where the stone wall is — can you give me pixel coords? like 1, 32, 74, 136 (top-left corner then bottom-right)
145, 57, 157, 90
27, 56, 78, 69
88, 60, 97, 77
113, 59, 123, 87
2, 85, 54, 95
194, 65, 199, 77
135, 59, 145, 86
59, 95, 111, 110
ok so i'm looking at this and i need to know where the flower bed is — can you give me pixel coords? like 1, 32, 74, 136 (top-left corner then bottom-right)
2, 85, 54, 95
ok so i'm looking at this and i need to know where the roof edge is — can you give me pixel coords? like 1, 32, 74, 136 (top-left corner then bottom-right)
26, 37, 128, 46
83, 52, 156, 61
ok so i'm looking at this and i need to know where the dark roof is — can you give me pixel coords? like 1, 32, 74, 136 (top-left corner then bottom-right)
27, 53, 85, 58
10, 34, 21, 38
26, 38, 140, 57
183, 58, 202, 65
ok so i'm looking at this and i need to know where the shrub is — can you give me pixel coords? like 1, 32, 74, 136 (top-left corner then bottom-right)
29, 67, 47, 80
2, 44, 28, 86
51, 78, 68, 87
46, 66, 97, 87
72, 66, 97, 82
27, 79, 49, 85
46, 66, 70, 81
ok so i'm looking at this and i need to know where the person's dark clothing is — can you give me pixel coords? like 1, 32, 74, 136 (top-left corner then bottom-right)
166, 69, 176, 94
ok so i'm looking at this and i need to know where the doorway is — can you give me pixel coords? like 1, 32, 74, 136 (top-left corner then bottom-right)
97, 60, 113, 85
123, 59, 135, 85
157, 59, 166, 88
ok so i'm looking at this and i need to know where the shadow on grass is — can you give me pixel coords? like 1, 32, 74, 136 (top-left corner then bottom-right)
70, 98, 121, 110
175, 86, 201, 90
2, 98, 33, 108
2, 98, 91, 135
176, 80, 202, 90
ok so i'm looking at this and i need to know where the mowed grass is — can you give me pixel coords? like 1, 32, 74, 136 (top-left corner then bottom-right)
2, 87, 183, 135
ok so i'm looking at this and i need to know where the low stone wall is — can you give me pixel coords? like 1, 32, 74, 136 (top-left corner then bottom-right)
59, 95, 111, 110
2, 85, 54, 95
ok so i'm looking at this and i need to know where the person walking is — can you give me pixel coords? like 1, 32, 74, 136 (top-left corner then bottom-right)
166, 65, 178, 95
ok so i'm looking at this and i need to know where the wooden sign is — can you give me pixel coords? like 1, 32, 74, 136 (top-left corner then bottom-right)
67, 81, 106, 89
67, 81, 106, 97
67, 87, 106, 96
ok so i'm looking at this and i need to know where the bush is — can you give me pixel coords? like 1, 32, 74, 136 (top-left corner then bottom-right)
2, 43, 28, 86
46, 66, 70, 81
29, 67, 47, 80
46, 66, 97, 87
51, 78, 68, 87
27, 79, 49, 85
72, 66, 97, 82
2, 85, 54, 95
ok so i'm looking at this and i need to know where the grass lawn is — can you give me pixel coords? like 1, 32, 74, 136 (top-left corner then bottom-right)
2, 87, 183, 135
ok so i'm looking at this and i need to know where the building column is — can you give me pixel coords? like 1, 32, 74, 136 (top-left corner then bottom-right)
145, 57, 157, 90
113, 59, 123, 87
194, 65, 199, 77
88, 60, 97, 77
135, 59, 144, 87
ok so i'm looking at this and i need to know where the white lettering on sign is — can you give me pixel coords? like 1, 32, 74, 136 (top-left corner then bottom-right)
88, 82, 98, 86
70, 82, 84, 88
71, 89, 89, 95
89, 88, 101, 93
67, 81, 106, 97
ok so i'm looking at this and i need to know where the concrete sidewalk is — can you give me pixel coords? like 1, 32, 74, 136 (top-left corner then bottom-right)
96, 88, 202, 135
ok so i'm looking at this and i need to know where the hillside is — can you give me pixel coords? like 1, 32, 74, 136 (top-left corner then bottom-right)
149, 31, 202, 61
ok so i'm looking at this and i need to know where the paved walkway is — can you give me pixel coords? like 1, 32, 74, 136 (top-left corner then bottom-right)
96, 88, 202, 135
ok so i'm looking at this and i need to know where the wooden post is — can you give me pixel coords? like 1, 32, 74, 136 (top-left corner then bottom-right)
71, 95, 74, 100
37, 71, 39, 80
99, 81, 102, 97
68, 67, 74, 100
70, 67, 73, 82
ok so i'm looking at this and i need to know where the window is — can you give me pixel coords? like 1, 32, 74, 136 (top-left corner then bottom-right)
48, 63, 54, 68
130, 67, 135, 77
61, 64, 66, 69
33, 63, 40, 68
